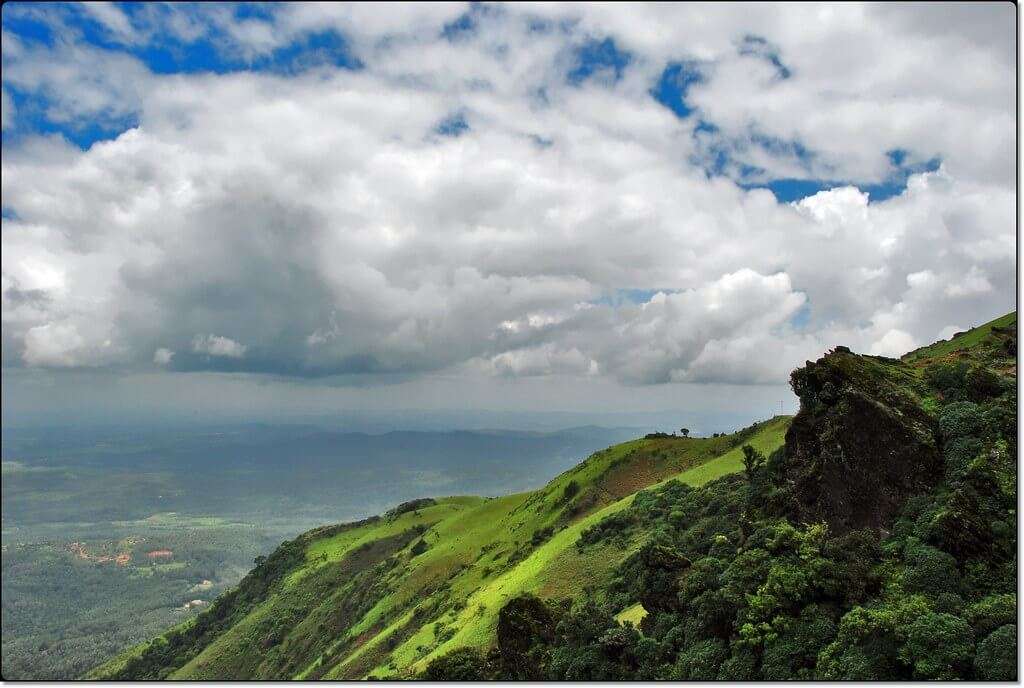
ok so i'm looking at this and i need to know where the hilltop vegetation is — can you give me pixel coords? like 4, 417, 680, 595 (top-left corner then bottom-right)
89, 313, 1016, 681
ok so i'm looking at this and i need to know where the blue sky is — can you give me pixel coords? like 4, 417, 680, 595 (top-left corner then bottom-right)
0, 2, 1014, 425
3, 2, 946, 203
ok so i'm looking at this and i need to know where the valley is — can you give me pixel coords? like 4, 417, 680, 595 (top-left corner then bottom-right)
1, 424, 639, 679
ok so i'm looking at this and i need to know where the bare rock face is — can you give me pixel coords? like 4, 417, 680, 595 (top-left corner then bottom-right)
783, 349, 942, 534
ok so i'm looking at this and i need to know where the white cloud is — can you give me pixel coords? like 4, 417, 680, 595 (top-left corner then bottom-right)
937, 325, 968, 342
79, 2, 137, 43
869, 329, 918, 358
0, 3, 1014, 387
1, 31, 152, 129
22, 322, 85, 367
945, 266, 994, 298
191, 334, 247, 359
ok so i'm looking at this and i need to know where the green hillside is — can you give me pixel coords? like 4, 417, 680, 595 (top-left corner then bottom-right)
88, 417, 790, 680
903, 312, 1016, 365
89, 312, 1017, 681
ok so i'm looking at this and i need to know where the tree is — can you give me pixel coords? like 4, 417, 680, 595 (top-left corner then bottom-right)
741, 445, 765, 482
423, 648, 493, 680
496, 594, 556, 679
680, 428, 690, 437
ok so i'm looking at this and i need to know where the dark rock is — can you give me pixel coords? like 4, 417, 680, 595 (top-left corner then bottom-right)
784, 352, 942, 534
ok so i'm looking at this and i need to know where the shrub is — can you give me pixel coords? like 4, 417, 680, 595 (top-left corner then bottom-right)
938, 401, 985, 441
974, 624, 1016, 680
496, 594, 556, 679
817, 596, 930, 680
965, 366, 1004, 401
900, 612, 973, 679
717, 647, 757, 680
966, 594, 1016, 639
924, 361, 965, 395
531, 526, 554, 546
760, 604, 837, 679
932, 592, 965, 614
943, 436, 983, 476
902, 540, 960, 597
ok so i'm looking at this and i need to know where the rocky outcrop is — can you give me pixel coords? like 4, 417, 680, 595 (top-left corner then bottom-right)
783, 349, 942, 534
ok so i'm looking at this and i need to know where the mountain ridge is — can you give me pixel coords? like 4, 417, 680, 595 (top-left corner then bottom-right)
88, 312, 1017, 681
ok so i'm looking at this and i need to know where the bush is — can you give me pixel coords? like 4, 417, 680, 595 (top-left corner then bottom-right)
943, 436, 983, 476
938, 401, 985, 441
932, 592, 965, 614
817, 596, 931, 680
531, 526, 554, 546
717, 648, 757, 680
965, 366, 1004, 401
966, 594, 1016, 639
899, 612, 973, 679
760, 604, 837, 679
974, 624, 1016, 680
924, 361, 969, 400
902, 540, 960, 597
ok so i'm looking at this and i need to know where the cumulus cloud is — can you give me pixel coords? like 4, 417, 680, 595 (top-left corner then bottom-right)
153, 348, 175, 365
869, 329, 918, 358
191, 335, 247, 359
22, 322, 86, 367
0, 3, 1015, 391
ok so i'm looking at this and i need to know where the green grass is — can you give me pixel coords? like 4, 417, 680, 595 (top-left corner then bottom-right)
903, 312, 1016, 363
396, 416, 791, 676
91, 416, 792, 681
615, 603, 647, 626
289, 498, 480, 588
657, 416, 790, 488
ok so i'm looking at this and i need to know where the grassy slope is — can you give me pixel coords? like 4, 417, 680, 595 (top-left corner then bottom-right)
390, 415, 791, 678
92, 416, 790, 680
903, 312, 1016, 365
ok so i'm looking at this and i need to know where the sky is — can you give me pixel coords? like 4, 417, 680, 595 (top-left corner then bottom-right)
0, 2, 1016, 430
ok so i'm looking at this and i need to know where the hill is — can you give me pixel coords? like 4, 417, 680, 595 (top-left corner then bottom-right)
1, 424, 647, 680
89, 313, 1017, 681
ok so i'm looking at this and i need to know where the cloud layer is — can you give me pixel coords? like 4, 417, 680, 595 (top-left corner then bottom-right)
1, 2, 1015, 390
